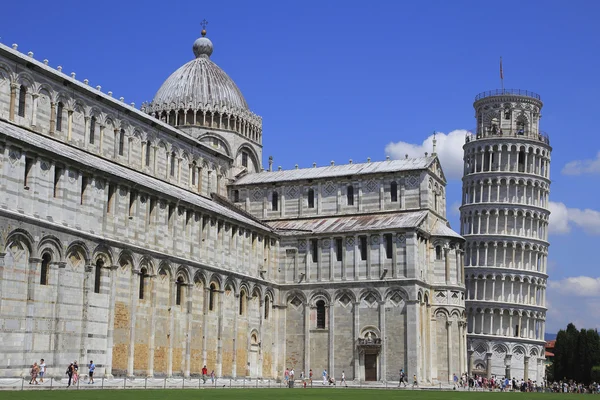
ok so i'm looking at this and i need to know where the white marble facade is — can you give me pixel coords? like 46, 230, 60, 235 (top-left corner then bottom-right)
0, 32, 465, 383
461, 90, 551, 382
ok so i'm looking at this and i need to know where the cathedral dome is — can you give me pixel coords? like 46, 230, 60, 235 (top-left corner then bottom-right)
143, 30, 262, 142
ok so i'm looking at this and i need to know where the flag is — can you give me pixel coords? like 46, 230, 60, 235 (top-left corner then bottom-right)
500, 57, 503, 80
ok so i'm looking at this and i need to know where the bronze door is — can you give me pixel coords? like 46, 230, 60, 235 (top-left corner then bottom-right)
364, 354, 377, 381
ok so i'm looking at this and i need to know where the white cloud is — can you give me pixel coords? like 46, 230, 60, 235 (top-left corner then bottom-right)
549, 201, 600, 235
562, 151, 600, 175
549, 276, 600, 297
385, 129, 468, 180
546, 281, 600, 333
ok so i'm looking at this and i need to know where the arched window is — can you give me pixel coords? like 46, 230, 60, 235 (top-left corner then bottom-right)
170, 152, 176, 177
435, 245, 442, 260
89, 116, 96, 144
272, 191, 278, 211
390, 181, 398, 202
56, 102, 64, 131
18, 85, 27, 117
264, 296, 270, 320
192, 162, 197, 185
347, 185, 354, 206
139, 267, 147, 300
40, 253, 51, 285
94, 259, 103, 294
307, 188, 315, 208
118, 129, 125, 156
316, 300, 326, 329
239, 290, 246, 316
175, 276, 184, 306
209, 283, 216, 311
242, 152, 248, 168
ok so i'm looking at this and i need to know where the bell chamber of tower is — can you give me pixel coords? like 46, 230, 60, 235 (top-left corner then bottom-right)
460, 89, 552, 383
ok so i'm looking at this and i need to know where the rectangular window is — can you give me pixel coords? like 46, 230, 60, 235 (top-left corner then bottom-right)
118, 130, 125, 156
89, 117, 96, 144
145, 144, 151, 167
106, 184, 115, 213
18, 86, 26, 118
129, 190, 136, 218
335, 238, 343, 262
80, 175, 88, 205
360, 236, 367, 261
56, 103, 63, 132
148, 198, 156, 225
308, 189, 315, 208
311, 239, 318, 263
385, 234, 393, 259
53, 166, 62, 198
168, 204, 175, 230
242, 152, 248, 168
24, 157, 34, 188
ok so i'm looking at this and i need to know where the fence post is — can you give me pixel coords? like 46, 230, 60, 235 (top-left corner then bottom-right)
145, 377, 147, 389
243, 378, 245, 387
21, 377, 24, 391
50, 377, 53, 388
182, 377, 185, 389
229, 378, 231, 388
101, 377, 104, 389
78, 375, 81, 389
164, 377, 166, 389
123, 377, 126, 389
257, 378, 258, 387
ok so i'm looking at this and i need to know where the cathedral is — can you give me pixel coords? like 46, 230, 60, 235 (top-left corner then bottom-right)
0, 28, 467, 383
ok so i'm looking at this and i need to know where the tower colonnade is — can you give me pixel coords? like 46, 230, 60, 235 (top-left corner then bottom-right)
461, 89, 551, 382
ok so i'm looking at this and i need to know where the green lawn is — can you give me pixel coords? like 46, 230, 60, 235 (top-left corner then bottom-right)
3, 389, 561, 400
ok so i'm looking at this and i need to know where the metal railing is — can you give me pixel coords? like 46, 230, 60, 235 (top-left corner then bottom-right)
465, 129, 550, 145
475, 89, 541, 101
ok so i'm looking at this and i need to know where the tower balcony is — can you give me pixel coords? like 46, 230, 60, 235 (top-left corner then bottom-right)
474, 89, 541, 102
465, 128, 550, 145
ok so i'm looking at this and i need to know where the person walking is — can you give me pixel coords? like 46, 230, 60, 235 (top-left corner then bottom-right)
73, 361, 79, 384
202, 365, 208, 384
398, 369, 407, 387
322, 369, 327, 385
39, 359, 46, 383
29, 362, 39, 385
66, 363, 74, 388
309, 369, 313, 386
88, 360, 95, 384
341, 371, 347, 387
210, 370, 215, 384
412, 374, 418, 388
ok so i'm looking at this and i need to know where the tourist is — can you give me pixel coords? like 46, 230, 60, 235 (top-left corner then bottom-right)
341, 370, 347, 387
73, 361, 79, 384
412, 374, 418, 388
29, 362, 39, 385
66, 362, 74, 387
290, 368, 295, 388
39, 359, 46, 383
399, 369, 407, 387
322, 369, 327, 385
202, 365, 208, 383
88, 360, 95, 384
284, 367, 289, 386
309, 369, 313, 385
210, 370, 215, 384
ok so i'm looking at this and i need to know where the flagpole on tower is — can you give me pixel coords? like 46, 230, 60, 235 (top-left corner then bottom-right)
500, 56, 504, 91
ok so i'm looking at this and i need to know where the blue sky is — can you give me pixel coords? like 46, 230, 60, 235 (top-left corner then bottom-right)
3, 0, 600, 333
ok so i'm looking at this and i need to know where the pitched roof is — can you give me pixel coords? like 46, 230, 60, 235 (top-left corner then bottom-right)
0, 120, 272, 232
267, 211, 428, 236
232, 157, 436, 185
430, 220, 464, 240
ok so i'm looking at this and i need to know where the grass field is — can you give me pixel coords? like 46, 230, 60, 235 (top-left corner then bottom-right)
3, 389, 562, 400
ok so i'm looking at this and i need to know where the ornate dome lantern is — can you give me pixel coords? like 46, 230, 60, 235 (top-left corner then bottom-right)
142, 28, 262, 143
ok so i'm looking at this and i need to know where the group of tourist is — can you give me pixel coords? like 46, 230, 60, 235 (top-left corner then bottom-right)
28, 360, 95, 387
283, 368, 348, 388
454, 373, 544, 392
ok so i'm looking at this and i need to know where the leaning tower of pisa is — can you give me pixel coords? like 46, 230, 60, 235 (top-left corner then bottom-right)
460, 89, 551, 382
